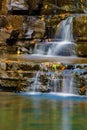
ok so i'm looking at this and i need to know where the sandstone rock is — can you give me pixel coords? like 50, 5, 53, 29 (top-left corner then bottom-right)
76, 42, 87, 57
73, 15, 87, 57
73, 15, 87, 40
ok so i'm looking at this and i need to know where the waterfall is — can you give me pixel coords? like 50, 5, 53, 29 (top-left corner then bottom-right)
33, 16, 76, 56
53, 79, 58, 92
69, 76, 74, 93
51, 78, 60, 92
32, 71, 40, 92
54, 0, 58, 6
54, 16, 74, 41
62, 75, 74, 93
47, 16, 76, 56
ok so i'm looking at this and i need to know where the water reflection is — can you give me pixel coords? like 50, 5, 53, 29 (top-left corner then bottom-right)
0, 92, 87, 130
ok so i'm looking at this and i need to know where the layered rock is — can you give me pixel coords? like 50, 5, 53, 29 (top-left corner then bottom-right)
0, 0, 87, 95
0, 60, 87, 95
73, 15, 87, 57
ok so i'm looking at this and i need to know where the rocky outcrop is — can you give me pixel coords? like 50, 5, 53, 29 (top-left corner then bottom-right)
73, 15, 87, 57
0, 60, 87, 95
42, 0, 87, 14
0, 0, 7, 14
0, 0, 87, 95
1, 0, 87, 15
56, 0, 86, 13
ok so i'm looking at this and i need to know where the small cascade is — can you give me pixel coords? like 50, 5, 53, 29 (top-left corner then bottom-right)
33, 16, 76, 56
62, 75, 74, 93
33, 42, 53, 55
54, 16, 74, 41
32, 71, 40, 92
25, 64, 87, 95
50, 78, 61, 92
53, 79, 58, 92
69, 76, 74, 93
47, 16, 76, 56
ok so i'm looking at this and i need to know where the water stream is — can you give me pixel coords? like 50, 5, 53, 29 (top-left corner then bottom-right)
34, 16, 76, 56
54, 16, 74, 41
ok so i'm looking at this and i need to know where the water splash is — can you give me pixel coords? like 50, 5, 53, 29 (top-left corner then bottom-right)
47, 41, 76, 56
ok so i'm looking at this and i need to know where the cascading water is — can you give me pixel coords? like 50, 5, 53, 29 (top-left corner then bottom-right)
54, 16, 73, 41
62, 75, 74, 93
28, 16, 77, 95
33, 16, 76, 56
50, 78, 62, 92
47, 16, 76, 56
32, 71, 40, 92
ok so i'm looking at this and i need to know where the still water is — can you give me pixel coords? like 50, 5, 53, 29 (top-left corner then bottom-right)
0, 92, 87, 130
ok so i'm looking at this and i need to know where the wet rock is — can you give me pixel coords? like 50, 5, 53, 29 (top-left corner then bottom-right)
39, 86, 51, 93
38, 72, 49, 85
66, 64, 74, 69
32, 64, 41, 71
20, 63, 41, 71
79, 85, 86, 95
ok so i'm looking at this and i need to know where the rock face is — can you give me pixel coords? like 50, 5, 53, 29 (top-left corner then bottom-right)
73, 15, 87, 57
42, 0, 87, 14
0, 0, 7, 14
0, 0, 87, 94
0, 0, 3, 10
56, 0, 86, 12
0, 60, 87, 95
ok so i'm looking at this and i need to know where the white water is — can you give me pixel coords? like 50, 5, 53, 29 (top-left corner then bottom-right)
62, 75, 74, 93
69, 76, 74, 93
28, 16, 76, 94
54, 16, 74, 41
32, 71, 40, 92
34, 16, 76, 56
47, 16, 75, 55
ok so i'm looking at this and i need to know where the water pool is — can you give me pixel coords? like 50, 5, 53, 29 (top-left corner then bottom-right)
0, 92, 87, 130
